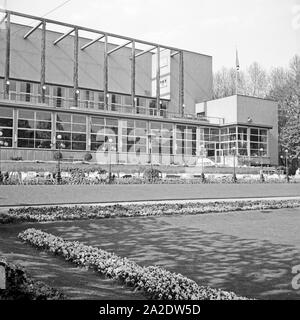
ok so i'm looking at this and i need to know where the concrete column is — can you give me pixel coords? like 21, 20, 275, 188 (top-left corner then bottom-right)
172, 123, 177, 164
196, 126, 201, 162
86, 115, 91, 151
147, 121, 151, 163
179, 51, 184, 115
247, 127, 251, 163
103, 35, 108, 110
117, 119, 122, 164
4, 13, 10, 99
73, 27, 79, 108
40, 20, 46, 103
12, 108, 18, 149
131, 41, 136, 111
51, 111, 56, 150
156, 46, 160, 114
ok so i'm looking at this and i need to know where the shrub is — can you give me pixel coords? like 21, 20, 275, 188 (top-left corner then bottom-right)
9, 156, 23, 161
84, 152, 93, 162
143, 168, 161, 182
232, 173, 238, 183
53, 151, 62, 161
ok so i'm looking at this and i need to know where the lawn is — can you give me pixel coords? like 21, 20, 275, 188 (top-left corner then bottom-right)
1, 183, 300, 207
1, 207, 300, 299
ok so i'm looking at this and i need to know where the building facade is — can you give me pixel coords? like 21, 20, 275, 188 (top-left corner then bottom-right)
0, 10, 278, 166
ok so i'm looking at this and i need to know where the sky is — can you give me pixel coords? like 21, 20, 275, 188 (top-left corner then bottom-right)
1, 0, 299, 72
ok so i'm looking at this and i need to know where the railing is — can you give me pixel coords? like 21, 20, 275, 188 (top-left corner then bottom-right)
0, 92, 224, 125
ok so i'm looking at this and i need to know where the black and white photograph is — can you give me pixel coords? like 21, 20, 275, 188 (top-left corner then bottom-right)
0, 0, 299, 317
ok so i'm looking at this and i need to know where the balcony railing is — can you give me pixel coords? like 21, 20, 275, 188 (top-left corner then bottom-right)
0, 92, 224, 125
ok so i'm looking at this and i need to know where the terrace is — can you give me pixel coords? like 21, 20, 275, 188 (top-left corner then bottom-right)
0, 90, 224, 126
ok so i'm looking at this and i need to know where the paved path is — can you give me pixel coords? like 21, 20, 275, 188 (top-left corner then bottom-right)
0, 183, 300, 207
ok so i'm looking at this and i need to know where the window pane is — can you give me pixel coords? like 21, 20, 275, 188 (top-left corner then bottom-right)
0, 128, 12, 137
18, 139, 34, 148
0, 118, 13, 127
0, 107, 13, 118
35, 131, 51, 140
72, 133, 86, 142
72, 124, 86, 132
57, 113, 71, 123
91, 117, 105, 125
18, 130, 34, 139
72, 142, 86, 150
73, 115, 86, 124
18, 119, 34, 129
250, 135, 259, 142
36, 121, 51, 130
56, 132, 71, 140
36, 111, 51, 121
35, 140, 51, 149
260, 129, 267, 136
19, 110, 34, 119
56, 123, 71, 131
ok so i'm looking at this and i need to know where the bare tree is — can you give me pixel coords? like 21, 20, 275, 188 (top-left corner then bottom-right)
245, 62, 268, 97
213, 67, 246, 99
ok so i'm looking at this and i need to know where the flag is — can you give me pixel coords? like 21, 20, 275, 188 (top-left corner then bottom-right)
236, 49, 240, 71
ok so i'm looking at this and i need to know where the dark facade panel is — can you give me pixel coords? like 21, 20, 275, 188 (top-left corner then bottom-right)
0, 23, 153, 95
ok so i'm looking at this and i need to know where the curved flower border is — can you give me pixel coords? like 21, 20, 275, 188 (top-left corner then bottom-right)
18, 228, 248, 300
2, 199, 300, 224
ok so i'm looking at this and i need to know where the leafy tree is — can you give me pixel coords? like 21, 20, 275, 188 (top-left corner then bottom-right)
214, 54, 300, 170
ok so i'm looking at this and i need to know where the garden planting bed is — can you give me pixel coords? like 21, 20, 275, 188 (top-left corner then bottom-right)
2, 199, 300, 224
0, 176, 295, 185
18, 228, 248, 300
0, 258, 65, 300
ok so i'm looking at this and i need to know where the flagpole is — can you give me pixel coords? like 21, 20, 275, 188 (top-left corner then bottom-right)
236, 67, 238, 95
235, 48, 239, 95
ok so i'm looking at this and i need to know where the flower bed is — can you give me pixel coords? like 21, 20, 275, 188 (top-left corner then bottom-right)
2, 199, 300, 224
0, 168, 296, 185
0, 258, 65, 300
18, 228, 247, 300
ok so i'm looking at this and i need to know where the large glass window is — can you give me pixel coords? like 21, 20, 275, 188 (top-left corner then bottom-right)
201, 127, 220, 157
237, 127, 248, 156
121, 120, 147, 154
176, 125, 196, 156
17, 110, 52, 148
90, 117, 118, 151
56, 113, 86, 150
250, 128, 268, 156
219, 127, 237, 156
0, 106, 13, 147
